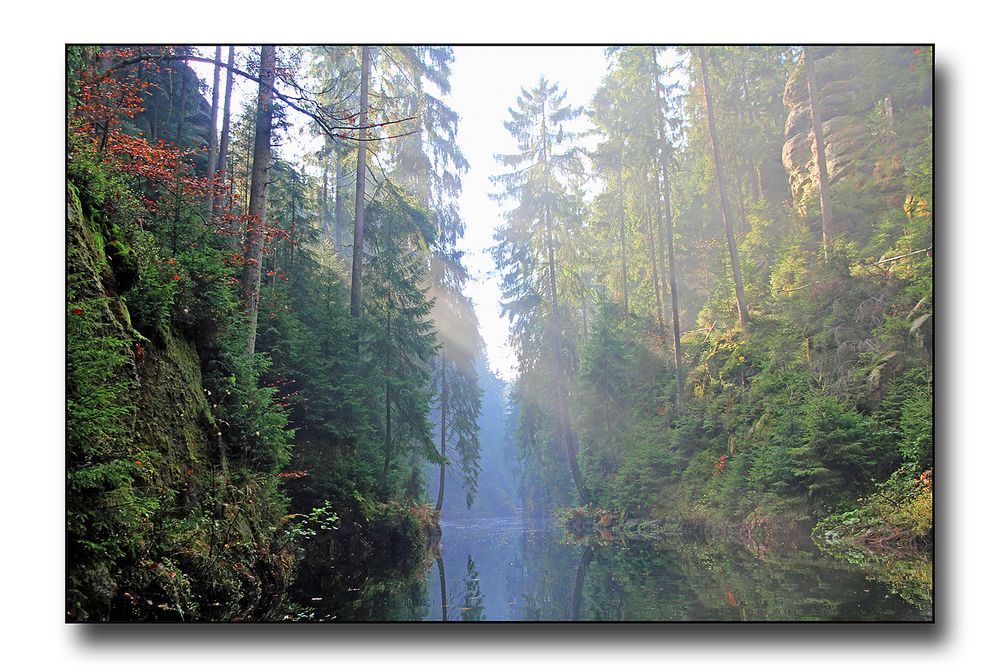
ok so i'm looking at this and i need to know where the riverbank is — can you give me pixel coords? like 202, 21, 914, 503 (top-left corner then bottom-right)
282, 501, 440, 621
377, 514, 933, 621
555, 502, 932, 619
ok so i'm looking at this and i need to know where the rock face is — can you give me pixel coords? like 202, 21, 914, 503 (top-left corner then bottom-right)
67, 182, 292, 621
782, 60, 864, 203
780, 46, 930, 213
127, 52, 214, 173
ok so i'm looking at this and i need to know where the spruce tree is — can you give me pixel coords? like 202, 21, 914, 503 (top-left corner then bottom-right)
492, 76, 588, 502
363, 185, 439, 497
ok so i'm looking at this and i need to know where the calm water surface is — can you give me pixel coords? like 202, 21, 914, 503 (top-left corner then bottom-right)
289, 514, 931, 622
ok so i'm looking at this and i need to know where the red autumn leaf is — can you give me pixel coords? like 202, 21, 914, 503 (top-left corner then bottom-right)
71, 308, 84, 316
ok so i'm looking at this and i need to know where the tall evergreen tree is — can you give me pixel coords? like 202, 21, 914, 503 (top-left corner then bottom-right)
698, 46, 751, 329
242, 45, 277, 355
804, 45, 835, 259
216, 45, 236, 211
492, 76, 588, 502
363, 184, 439, 496
204, 46, 222, 222
350, 45, 371, 322
651, 46, 685, 414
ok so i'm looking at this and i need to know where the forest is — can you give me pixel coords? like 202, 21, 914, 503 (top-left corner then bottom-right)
65, 44, 932, 622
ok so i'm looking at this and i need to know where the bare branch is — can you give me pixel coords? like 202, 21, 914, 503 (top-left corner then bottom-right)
869, 247, 932, 266
94, 51, 417, 143
780, 280, 823, 293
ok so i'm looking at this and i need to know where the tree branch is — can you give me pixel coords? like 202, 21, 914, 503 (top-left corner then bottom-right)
868, 247, 932, 266
780, 280, 823, 293
94, 51, 417, 143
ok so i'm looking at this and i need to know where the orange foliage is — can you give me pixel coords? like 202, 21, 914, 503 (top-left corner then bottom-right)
714, 454, 728, 476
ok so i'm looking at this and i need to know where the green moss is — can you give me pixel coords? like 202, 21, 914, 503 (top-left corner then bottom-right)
68, 178, 294, 621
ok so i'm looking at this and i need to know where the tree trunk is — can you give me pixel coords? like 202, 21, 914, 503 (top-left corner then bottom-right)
173, 65, 188, 146
646, 190, 666, 343
617, 163, 629, 319
570, 547, 594, 621
241, 45, 276, 356
652, 47, 684, 414
436, 356, 448, 513
334, 141, 346, 254
381, 379, 392, 495
651, 174, 669, 344
350, 46, 370, 320
217, 46, 235, 228
541, 95, 587, 503
380, 306, 392, 495
204, 46, 222, 222
803, 46, 834, 259
544, 200, 586, 502
698, 46, 750, 329
169, 63, 189, 255
321, 161, 330, 238
436, 555, 448, 621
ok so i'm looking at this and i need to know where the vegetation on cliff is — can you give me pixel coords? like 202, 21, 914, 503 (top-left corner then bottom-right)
65, 44, 933, 621
66, 45, 481, 620
499, 46, 932, 553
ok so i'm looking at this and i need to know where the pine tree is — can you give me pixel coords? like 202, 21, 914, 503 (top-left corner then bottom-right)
350, 45, 370, 322
492, 76, 588, 502
697, 46, 751, 329
216, 46, 235, 218
363, 184, 439, 497
381, 46, 480, 512
242, 45, 277, 355
804, 46, 835, 259
651, 46, 685, 415
429, 260, 483, 511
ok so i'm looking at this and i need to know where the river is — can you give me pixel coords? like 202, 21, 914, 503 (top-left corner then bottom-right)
286, 514, 932, 622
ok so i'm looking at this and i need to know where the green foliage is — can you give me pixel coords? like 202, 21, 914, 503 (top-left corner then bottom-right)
789, 395, 879, 510
814, 467, 933, 551
123, 232, 179, 342
500, 46, 932, 553
875, 368, 933, 472
610, 437, 678, 516
363, 185, 440, 495
67, 183, 157, 574
67, 173, 296, 620
68, 44, 935, 619
286, 501, 340, 542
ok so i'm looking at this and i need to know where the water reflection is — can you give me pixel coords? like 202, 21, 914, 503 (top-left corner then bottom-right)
287, 514, 930, 621
570, 547, 593, 621
424, 515, 930, 622
435, 555, 447, 621
459, 557, 485, 621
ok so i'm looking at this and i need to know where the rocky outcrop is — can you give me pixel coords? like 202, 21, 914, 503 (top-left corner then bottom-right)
781, 46, 929, 213
67, 182, 293, 621
782, 63, 868, 203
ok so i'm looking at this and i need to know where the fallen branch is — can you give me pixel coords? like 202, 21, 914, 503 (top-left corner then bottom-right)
780, 279, 823, 293
869, 247, 932, 266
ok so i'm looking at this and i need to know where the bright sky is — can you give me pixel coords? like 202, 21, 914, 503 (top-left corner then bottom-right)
447, 46, 607, 381
191, 46, 609, 382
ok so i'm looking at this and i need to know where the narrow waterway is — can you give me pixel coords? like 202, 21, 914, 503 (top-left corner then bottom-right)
288, 514, 931, 621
